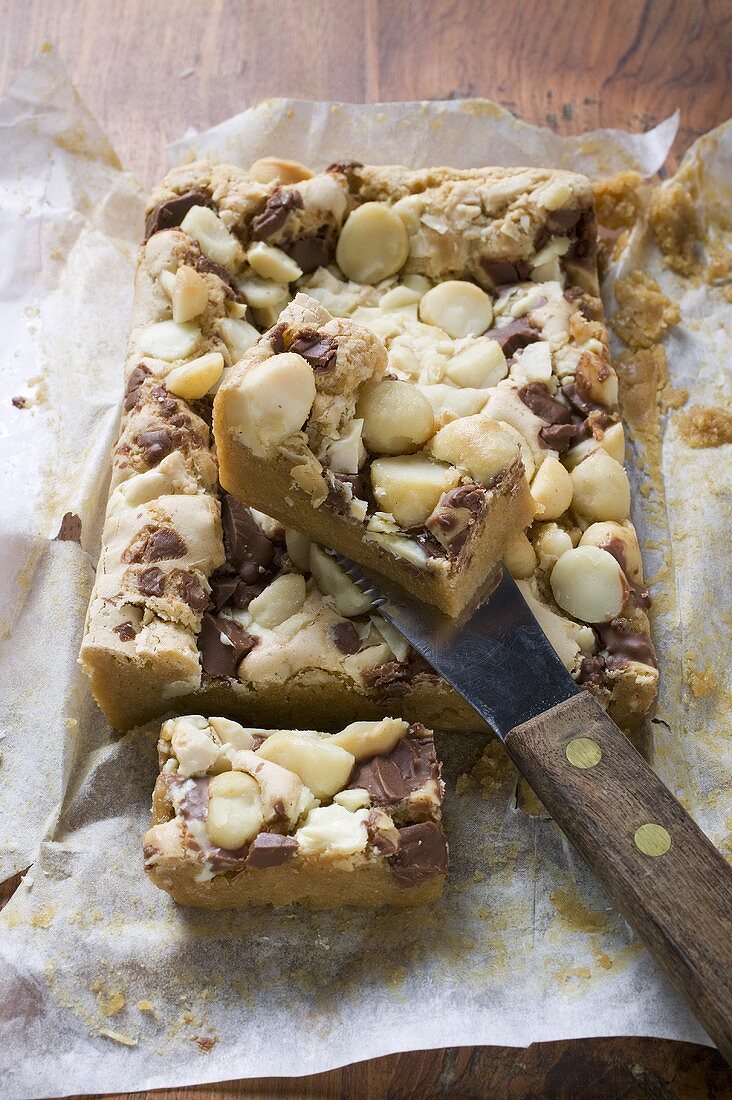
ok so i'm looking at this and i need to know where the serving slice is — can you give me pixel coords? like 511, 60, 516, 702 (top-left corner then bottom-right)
215, 293, 534, 617
144, 713, 447, 909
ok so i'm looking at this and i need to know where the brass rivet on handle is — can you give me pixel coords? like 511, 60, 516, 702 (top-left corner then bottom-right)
634, 823, 672, 856
565, 737, 602, 769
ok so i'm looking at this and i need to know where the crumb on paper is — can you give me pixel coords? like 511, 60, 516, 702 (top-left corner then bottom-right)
594, 171, 646, 232
614, 345, 668, 435
137, 999, 155, 1013
610, 271, 681, 349
706, 240, 732, 285
92, 980, 126, 1017
191, 1035, 218, 1053
687, 662, 716, 698
455, 740, 512, 799
550, 886, 607, 933
11, 395, 29, 409
97, 1028, 137, 1047
676, 404, 732, 448
649, 182, 702, 276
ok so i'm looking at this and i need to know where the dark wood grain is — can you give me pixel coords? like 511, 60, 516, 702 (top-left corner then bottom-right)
506, 692, 732, 1063
2, 1, 732, 1095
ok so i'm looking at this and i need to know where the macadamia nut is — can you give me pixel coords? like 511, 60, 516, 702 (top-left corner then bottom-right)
180, 205, 242, 269
165, 351, 224, 400
370, 454, 461, 527
256, 731, 355, 800
206, 770, 264, 849
357, 380, 435, 455
419, 280, 494, 338
336, 203, 410, 284
571, 452, 631, 522
429, 416, 519, 485
550, 545, 627, 623
224, 352, 316, 457
530, 456, 573, 520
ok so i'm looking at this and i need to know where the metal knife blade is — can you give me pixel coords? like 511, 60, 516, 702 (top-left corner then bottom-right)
336, 555, 580, 737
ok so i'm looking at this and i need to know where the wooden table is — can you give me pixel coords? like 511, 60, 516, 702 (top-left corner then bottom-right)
1, 2, 731, 1096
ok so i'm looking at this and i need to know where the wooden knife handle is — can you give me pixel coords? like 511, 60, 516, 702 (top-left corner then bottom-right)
505, 692, 732, 1063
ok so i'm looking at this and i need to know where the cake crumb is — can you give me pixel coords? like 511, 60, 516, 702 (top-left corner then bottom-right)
98, 1028, 137, 1047
688, 664, 716, 697
649, 182, 702, 276
455, 741, 511, 800
593, 171, 645, 231
611, 271, 681, 349
137, 999, 155, 1013
677, 404, 732, 448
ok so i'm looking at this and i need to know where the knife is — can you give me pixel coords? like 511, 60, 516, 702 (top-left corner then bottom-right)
337, 555, 732, 1061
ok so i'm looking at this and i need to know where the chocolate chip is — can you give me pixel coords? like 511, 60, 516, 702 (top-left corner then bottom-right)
577, 654, 607, 688
484, 318, 541, 358
269, 322, 288, 354
362, 660, 415, 697
144, 190, 214, 241
598, 619, 657, 669
178, 572, 208, 611
326, 159, 364, 175
288, 330, 338, 373
348, 730, 440, 804
548, 207, 582, 231
441, 483, 485, 513
245, 833, 298, 869
251, 190, 303, 240
113, 621, 136, 642
136, 428, 173, 466
561, 382, 612, 421
330, 622, 361, 654
481, 258, 531, 287
285, 233, 332, 274
138, 567, 166, 597
539, 422, 580, 452
54, 512, 82, 543
141, 527, 188, 562
221, 494, 274, 574
597, 538, 652, 609
124, 364, 152, 411
519, 382, 573, 425
197, 612, 258, 678
12, 395, 28, 409
389, 821, 448, 885
194, 255, 244, 301
209, 575, 241, 612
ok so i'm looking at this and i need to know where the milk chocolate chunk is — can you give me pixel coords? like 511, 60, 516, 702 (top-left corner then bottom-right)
245, 833, 298, 869
178, 571, 208, 611
210, 575, 241, 612
113, 621, 136, 642
136, 428, 174, 466
519, 382, 573, 425
221, 495, 274, 574
348, 730, 439, 804
366, 810, 398, 855
54, 512, 82, 543
598, 537, 652, 609
481, 258, 531, 287
390, 821, 448, 885
251, 190, 304, 240
285, 233, 333, 274
198, 611, 258, 678
599, 619, 657, 668
124, 364, 152, 411
485, 318, 541, 358
139, 527, 188, 563
144, 190, 214, 241
539, 422, 580, 452
138, 566, 166, 597
330, 621, 361, 654
288, 330, 338, 373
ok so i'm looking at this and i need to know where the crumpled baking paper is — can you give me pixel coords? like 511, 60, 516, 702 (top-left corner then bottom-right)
0, 47, 728, 1100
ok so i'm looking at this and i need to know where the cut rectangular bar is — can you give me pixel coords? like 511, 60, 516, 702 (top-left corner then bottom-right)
80, 157, 658, 733
143, 714, 447, 908
215, 292, 534, 617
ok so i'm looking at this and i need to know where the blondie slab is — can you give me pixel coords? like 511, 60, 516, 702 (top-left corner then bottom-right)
80, 158, 658, 731
143, 714, 447, 908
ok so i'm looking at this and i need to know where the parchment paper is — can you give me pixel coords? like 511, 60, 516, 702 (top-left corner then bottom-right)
0, 48, 729, 1099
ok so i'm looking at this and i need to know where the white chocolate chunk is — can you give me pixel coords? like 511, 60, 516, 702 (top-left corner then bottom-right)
165, 351, 224, 400
327, 418, 366, 474
503, 532, 537, 579
285, 528, 311, 572
217, 317, 261, 363
517, 577, 595, 670
334, 788, 371, 811
357, 380, 435, 455
309, 545, 373, 617
579, 521, 643, 581
429, 416, 519, 485
403, 273, 432, 294
248, 573, 307, 628
171, 266, 209, 323
446, 339, 507, 388
166, 715, 221, 777
237, 275, 290, 310
233, 748, 312, 827
530, 456, 573, 520
419, 280, 494, 338
246, 241, 303, 283
295, 804, 369, 856
208, 717, 257, 751
371, 613, 410, 662
510, 342, 553, 384
416, 384, 491, 421
550, 545, 627, 624
342, 642, 393, 679
331, 717, 409, 761
224, 352, 316, 457
158, 268, 176, 298
370, 454, 460, 528
180, 205, 241, 269
336, 202, 410, 284
571, 452, 631, 522
206, 770, 264, 849
138, 320, 201, 361
256, 731, 355, 800
533, 523, 574, 570
380, 285, 423, 310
